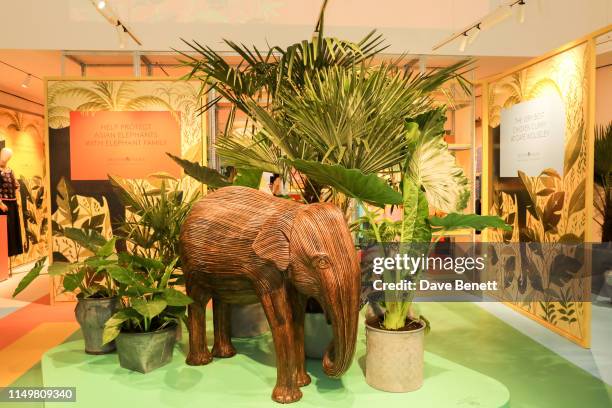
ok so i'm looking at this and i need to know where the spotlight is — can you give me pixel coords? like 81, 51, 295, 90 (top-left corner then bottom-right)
117, 24, 126, 48
459, 32, 469, 52
517, 0, 526, 24
97, 0, 106, 9
21, 74, 31, 88
468, 24, 481, 45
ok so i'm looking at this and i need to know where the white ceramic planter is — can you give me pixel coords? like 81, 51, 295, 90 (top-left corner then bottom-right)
365, 319, 425, 392
304, 312, 333, 359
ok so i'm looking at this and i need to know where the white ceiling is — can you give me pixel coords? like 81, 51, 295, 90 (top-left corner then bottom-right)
0, 0, 610, 110
0, 0, 609, 56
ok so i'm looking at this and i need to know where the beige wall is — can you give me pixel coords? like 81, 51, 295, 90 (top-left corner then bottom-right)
596, 65, 612, 126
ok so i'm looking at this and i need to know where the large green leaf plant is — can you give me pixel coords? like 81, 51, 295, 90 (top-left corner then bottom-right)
297, 111, 511, 330
102, 254, 193, 343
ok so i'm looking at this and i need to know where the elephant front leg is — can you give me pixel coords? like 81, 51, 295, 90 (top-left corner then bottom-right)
260, 287, 302, 404
288, 288, 311, 387
212, 299, 236, 358
186, 298, 213, 366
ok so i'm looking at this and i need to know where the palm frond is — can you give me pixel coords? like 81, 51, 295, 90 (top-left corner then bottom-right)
216, 134, 283, 174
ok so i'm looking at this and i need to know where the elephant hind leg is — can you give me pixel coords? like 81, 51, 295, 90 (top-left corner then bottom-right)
212, 299, 237, 358
186, 290, 213, 366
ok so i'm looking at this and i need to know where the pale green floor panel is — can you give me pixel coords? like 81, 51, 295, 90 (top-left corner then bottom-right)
41, 333, 509, 408
10, 302, 609, 407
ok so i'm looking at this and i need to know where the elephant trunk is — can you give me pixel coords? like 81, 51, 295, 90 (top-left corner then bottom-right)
321, 268, 359, 378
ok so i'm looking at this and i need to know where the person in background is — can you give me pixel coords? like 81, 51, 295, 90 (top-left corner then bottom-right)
270, 173, 283, 196
0, 147, 24, 258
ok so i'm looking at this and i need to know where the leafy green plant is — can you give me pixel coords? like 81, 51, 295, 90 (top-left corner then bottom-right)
102, 254, 193, 343
296, 117, 510, 330
216, 65, 471, 206
166, 153, 263, 190
178, 1, 470, 206
13, 231, 119, 299
110, 174, 201, 265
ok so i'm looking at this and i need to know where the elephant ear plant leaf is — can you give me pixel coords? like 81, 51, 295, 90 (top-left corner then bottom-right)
429, 213, 512, 233
290, 159, 402, 208
404, 108, 470, 213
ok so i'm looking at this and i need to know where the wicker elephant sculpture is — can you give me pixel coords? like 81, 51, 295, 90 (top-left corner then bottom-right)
180, 186, 360, 403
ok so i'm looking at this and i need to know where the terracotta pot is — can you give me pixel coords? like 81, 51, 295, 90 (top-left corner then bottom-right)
304, 312, 333, 359
230, 303, 269, 338
365, 319, 425, 392
74, 296, 120, 355
115, 325, 177, 373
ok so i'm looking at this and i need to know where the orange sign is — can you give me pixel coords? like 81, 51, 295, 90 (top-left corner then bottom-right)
69, 111, 181, 180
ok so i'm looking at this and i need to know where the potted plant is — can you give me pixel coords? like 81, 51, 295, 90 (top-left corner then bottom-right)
102, 254, 193, 373
110, 173, 201, 338
290, 109, 510, 392
13, 230, 121, 354
177, 0, 471, 354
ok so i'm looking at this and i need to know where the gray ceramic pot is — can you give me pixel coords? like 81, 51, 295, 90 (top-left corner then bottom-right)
230, 303, 269, 338
74, 296, 121, 354
115, 325, 177, 373
304, 312, 333, 359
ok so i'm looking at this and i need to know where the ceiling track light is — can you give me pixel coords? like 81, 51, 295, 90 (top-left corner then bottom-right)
468, 24, 481, 45
517, 0, 526, 24
432, 0, 527, 52
116, 23, 126, 49
458, 32, 469, 52
91, 0, 142, 47
21, 74, 31, 88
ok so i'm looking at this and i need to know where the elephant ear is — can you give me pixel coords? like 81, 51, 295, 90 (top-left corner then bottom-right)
252, 209, 298, 271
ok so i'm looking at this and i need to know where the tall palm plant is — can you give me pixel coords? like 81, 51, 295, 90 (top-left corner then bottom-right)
178, 0, 470, 146
224, 64, 471, 209
178, 25, 386, 138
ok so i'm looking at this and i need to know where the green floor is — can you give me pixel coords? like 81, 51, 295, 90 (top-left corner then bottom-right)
6, 302, 612, 408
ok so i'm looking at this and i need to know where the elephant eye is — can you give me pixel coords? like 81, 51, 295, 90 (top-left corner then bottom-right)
314, 255, 331, 269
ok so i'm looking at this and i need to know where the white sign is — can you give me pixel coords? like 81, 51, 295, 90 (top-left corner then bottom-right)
500, 94, 565, 177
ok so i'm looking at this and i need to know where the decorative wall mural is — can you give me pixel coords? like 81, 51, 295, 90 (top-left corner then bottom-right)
46, 79, 205, 274
484, 42, 593, 346
0, 108, 48, 267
